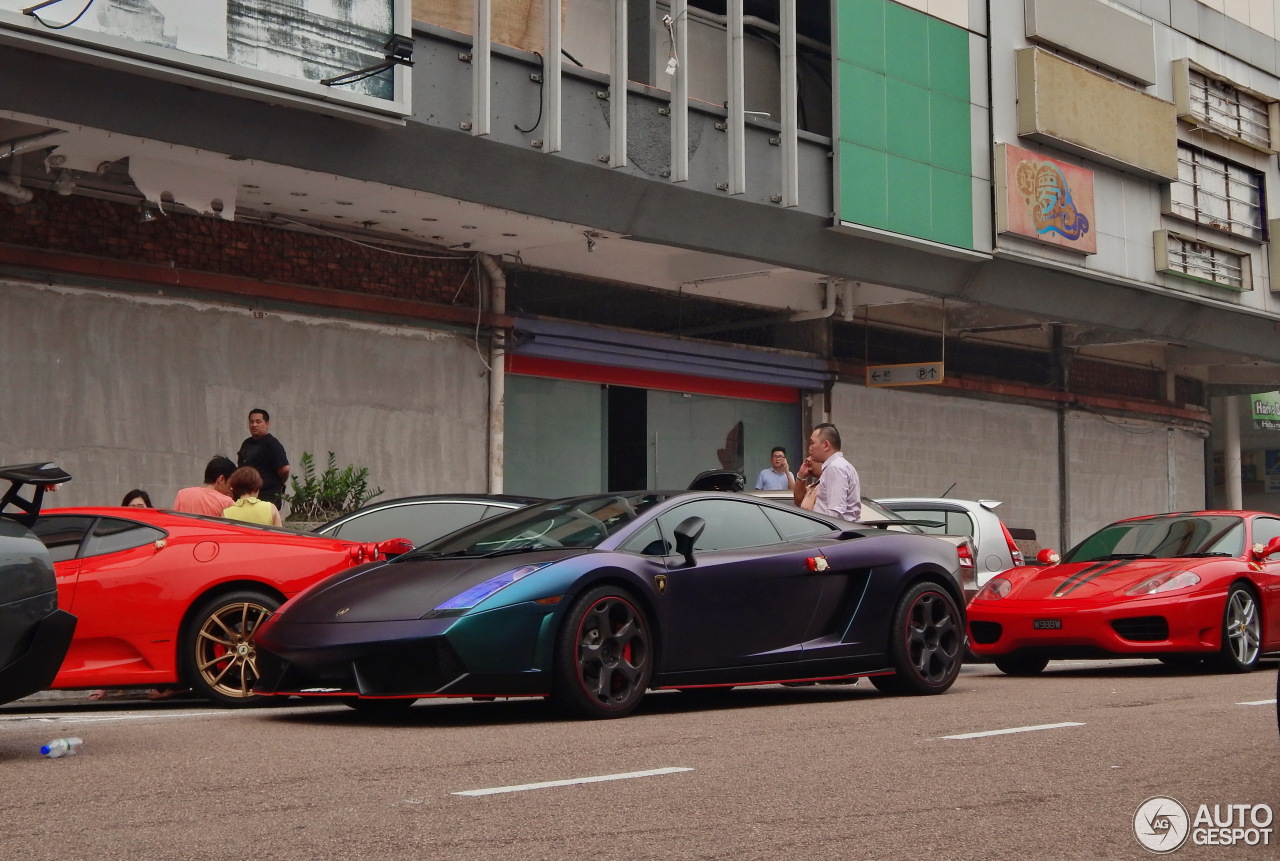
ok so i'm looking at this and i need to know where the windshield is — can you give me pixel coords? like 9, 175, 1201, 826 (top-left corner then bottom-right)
1062, 515, 1245, 563
400, 493, 670, 559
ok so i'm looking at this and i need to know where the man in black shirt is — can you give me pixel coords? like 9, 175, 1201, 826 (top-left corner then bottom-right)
237, 408, 290, 506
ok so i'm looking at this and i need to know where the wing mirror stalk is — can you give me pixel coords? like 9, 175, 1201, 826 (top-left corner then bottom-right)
673, 516, 706, 567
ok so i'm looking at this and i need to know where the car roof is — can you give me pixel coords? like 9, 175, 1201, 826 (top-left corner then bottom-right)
319, 494, 545, 525
39, 506, 326, 538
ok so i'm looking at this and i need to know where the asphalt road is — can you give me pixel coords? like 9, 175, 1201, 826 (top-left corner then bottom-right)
1, 660, 1277, 861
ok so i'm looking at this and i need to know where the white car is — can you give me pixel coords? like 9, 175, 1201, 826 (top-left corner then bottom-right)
878, 498, 1027, 587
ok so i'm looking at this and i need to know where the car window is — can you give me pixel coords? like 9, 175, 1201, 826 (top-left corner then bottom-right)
1252, 517, 1280, 549
621, 521, 670, 556
330, 502, 491, 544
656, 499, 784, 552
762, 506, 836, 540
886, 507, 974, 537
30, 515, 96, 562
1065, 515, 1245, 562
411, 493, 668, 557
82, 518, 166, 557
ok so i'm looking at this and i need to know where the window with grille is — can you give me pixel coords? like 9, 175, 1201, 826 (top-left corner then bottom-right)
1169, 146, 1265, 241
1187, 68, 1271, 149
1161, 233, 1247, 290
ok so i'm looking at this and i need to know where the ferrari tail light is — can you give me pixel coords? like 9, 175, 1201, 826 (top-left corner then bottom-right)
999, 522, 1024, 566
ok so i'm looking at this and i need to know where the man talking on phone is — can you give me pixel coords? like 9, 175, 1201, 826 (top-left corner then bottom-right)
793, 423, 860, 521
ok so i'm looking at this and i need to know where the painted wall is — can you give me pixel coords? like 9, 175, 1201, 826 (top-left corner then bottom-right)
830, 382, 1063, 548
0, 279, 489, 512
831, 381, 1207, 551
1064, 412, 1206, 543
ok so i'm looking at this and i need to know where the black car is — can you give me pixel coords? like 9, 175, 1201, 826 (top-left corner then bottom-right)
0, 463, 76, 705
255, 490, 967, 718
313, 493, 544, 547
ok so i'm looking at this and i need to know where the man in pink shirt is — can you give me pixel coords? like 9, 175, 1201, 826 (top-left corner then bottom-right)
172, 456, 236, 516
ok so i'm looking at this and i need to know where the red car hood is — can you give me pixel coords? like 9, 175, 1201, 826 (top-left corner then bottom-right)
1010, 558, 1204, 601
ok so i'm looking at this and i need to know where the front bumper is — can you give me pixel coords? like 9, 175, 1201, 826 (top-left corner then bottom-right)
253, 603, 557, 700
967, 590, 1224, 658
0, 609, 77, 705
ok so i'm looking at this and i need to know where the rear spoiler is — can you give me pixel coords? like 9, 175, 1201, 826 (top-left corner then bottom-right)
0, 462, 72, 527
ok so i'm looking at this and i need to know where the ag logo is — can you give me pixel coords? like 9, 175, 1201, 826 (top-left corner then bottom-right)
1134, 796, 1190, 853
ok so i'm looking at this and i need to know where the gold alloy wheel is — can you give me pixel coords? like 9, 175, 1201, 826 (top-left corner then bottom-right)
194, 600, 274, 700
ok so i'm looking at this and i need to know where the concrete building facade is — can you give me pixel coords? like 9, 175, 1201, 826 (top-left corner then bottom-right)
1, 1, 1279, 549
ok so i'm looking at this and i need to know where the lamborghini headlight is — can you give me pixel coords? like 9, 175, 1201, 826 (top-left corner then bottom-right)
430, 563, 551, 613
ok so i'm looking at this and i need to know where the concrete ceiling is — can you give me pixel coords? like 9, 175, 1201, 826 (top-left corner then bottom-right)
4, 111, 1279, 385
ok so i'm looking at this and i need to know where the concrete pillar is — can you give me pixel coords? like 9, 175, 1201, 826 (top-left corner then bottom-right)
1224, 395, 1243, 510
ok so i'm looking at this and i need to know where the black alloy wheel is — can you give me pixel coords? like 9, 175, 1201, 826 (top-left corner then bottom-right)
181, 589, 280, 707
871, 581, 963, 695
553, 586, 654, 719
993, 653, 1050, 676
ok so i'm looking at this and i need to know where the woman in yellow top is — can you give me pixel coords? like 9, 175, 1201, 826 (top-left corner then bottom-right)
223, 466, 282, 527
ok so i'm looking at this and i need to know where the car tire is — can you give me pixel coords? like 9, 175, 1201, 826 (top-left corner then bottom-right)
181, 589, 280, 708
869, 581, 963, 696
1214, 584, 1262, 673
993, 653, 1049, 676
552, 586, 654, 719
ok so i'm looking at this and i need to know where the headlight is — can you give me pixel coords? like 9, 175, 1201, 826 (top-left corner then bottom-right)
974, 578, 1011, 601
430, 563, 550, 613
1125, 571, 1200, 596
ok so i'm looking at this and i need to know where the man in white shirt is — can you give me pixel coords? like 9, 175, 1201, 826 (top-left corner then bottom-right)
792, 423, 861, 521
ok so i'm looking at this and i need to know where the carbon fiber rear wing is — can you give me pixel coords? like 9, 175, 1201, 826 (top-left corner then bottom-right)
0, 462, 72, 527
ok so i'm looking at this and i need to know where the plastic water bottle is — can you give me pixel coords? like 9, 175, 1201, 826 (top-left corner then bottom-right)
39, 737, 83, 758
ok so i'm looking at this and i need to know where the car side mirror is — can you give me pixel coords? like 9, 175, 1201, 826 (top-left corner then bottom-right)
673, 516, 706, 567
1036, 548, 1060, 565
377, 537, 416, 558
1251, 535, 1280, 562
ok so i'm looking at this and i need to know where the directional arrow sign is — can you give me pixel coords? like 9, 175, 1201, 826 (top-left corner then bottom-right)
866, 362, 944, 387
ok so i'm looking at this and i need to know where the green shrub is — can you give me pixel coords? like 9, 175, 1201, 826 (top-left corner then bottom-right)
283, 452, 383, 522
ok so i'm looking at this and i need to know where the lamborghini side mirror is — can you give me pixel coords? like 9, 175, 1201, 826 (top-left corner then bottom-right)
673, 516, 706, 567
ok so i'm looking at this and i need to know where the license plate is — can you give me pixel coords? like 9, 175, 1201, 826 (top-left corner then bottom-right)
1033, 619, 1062, 630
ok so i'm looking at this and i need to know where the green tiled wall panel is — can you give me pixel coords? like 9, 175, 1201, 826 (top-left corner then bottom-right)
836, 0, 973, 249
839, 142, 888, 228
839, 62, 887, 150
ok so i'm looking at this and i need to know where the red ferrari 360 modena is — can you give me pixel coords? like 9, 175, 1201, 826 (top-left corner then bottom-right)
31, 507, 410, 706
968, 510, 1280, 675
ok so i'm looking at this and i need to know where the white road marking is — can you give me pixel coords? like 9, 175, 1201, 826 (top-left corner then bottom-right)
1237, 699, 1278, 706
942, 722, 1085, 740
453, 767, 694, 797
